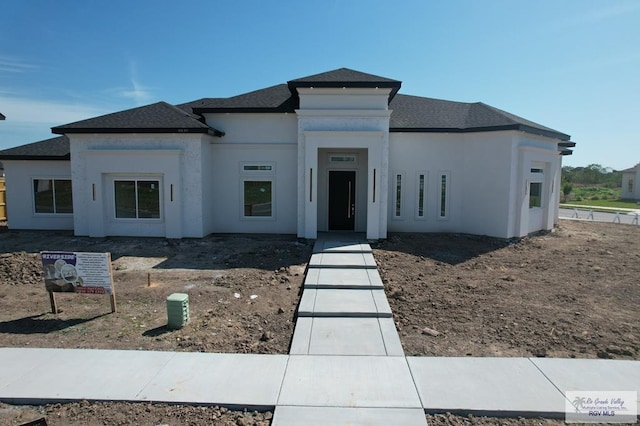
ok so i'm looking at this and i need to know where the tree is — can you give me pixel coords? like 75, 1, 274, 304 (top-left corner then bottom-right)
562, 183, 573, 202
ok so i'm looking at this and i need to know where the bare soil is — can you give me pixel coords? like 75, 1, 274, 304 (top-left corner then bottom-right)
0, 220, 638, 425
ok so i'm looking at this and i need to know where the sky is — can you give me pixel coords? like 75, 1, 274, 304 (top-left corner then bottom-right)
0, 0, 638, 170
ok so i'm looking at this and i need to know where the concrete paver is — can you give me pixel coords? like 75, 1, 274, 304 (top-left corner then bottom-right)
272, 406, 427, 426
290, 317, 404, 356
530, 358, 640, 403
407, 357, 566, 416
309, 252, 376, 268
0, 348, 176, 404
304, 267, 383, 289
298, 289, 391, 317
138, 352, 289, 407
313, 241, 372, 253
278, 355, 422, 408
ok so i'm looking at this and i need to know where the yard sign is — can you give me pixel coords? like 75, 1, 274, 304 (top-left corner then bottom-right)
40, 251, 117, 313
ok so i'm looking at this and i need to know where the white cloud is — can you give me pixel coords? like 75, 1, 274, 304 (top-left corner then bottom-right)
117, 78, 154, 105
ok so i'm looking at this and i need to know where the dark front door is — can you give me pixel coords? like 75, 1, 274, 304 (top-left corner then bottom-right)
328, 171, 356, 231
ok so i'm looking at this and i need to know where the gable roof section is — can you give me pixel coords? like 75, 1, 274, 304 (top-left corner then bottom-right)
0, 112, 5, 120
52, 101, 224, 136
0, 136, 70, 161
389, 94, 570, 141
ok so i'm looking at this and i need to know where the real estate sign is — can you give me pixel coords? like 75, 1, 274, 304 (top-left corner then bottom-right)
41, 251, 114, 295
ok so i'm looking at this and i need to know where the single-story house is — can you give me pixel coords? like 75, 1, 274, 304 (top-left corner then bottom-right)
0, 68, 574, 240
621, 163, 640, 201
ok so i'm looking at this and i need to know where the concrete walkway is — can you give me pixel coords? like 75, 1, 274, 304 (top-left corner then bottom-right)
1, 238, 639, 425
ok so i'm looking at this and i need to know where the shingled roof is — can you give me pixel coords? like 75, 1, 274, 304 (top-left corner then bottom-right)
389, 94, 570, 140
52, 101, 224, 136
0, 112, 5, 120
0, 136, 70, 160
46, 68, 569, 145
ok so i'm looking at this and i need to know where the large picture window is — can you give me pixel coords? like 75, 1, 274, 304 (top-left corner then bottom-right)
243, 181, 272, 217
33, 179, 73, 214
114, 180, 160, 219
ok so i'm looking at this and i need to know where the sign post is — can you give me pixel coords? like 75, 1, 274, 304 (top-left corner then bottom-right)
41, 252, 116, 314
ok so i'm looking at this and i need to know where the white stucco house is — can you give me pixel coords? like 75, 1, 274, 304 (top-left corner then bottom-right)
0, 68, 574, 240
621, 163, 640, 201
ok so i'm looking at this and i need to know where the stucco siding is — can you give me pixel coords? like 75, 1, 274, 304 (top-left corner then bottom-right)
208, 143, 298, 234
3, 160, 74, 230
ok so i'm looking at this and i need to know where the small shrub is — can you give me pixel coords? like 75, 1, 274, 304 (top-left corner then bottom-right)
591, 196, 600, 201
576, 196, 583, 201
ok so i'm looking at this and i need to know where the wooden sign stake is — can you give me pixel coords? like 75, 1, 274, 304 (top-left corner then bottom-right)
49, 291, 58, 314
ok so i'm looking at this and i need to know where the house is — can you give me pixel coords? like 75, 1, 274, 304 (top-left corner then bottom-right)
0, 68, 574, 240
621, 163, 640, 201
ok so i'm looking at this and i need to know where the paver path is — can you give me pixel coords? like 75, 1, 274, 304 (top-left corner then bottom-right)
273, 239, 428, 425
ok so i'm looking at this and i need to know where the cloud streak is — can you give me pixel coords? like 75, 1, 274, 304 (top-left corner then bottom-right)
0, 55, 38, 74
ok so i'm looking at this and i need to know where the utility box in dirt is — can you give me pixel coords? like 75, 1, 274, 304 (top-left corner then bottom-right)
167, 293, 189, 329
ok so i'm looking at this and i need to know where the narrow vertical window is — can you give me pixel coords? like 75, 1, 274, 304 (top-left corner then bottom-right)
417, 174, 425, 217
395, 174, 402, 217
628, 179, 634, 193
439, 173, 449, 219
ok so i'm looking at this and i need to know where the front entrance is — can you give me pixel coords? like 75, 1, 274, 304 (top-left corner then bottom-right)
328, 171, 356, 231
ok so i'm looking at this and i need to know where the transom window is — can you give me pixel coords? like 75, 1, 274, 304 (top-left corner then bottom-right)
243, 165, 273, 171
330, 155, 356, 163
114, 180, 160, 219
33, 179, 73, 214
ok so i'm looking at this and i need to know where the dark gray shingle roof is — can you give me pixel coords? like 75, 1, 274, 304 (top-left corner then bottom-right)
52, 102, 223, 136
182, 84, 296, 113
0, 136, 70, 160
389, 94, 570, 140
0, 112, 5, 120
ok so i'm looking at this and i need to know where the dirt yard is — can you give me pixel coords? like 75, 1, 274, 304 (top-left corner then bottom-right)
0, 220, 638, 425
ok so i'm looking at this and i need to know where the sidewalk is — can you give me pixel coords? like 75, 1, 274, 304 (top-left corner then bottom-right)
0, 239, 639, 425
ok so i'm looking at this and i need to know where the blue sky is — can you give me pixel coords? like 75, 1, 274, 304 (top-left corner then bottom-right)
1, 0, 638, 170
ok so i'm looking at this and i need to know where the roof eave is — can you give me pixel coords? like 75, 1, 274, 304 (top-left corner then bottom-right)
390, 124, 571, 140
0, 154, 70, 161
52, 127, 224, 137
193, 107, 295, 114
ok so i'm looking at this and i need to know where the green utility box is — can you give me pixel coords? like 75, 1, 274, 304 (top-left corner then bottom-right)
167, 293, 190, 330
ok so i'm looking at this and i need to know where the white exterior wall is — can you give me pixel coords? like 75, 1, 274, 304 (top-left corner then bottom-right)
621, 165, 640, 200
2, 160, 74, 230
295, 88, 392, 240
387, 131, 562, 238
203, 113, 298, 234
70, 133, 211, 238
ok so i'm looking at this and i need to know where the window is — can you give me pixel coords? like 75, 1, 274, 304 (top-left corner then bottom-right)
417, 173, 426, 218
530, 168, 544, 174
628, 179, 634, 193
114, 180, 160, 219
529, 182, 542, 208
243, 181, 272, 217
393, 173, 403, 218
439, 172, 450, 219
330, 155, 356, 163
243, 165, 272, 171
33, 179, 73, 214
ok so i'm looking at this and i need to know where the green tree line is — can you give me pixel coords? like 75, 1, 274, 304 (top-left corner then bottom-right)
562, 164, 623, 188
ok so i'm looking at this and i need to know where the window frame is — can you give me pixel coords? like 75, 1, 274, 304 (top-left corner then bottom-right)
415, 171, 428, 220
112, 178, 162, 221
240, 162, 276, 220
392, 171, 405, 219
438, 171, 451, 220
32, 177, 74, 215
